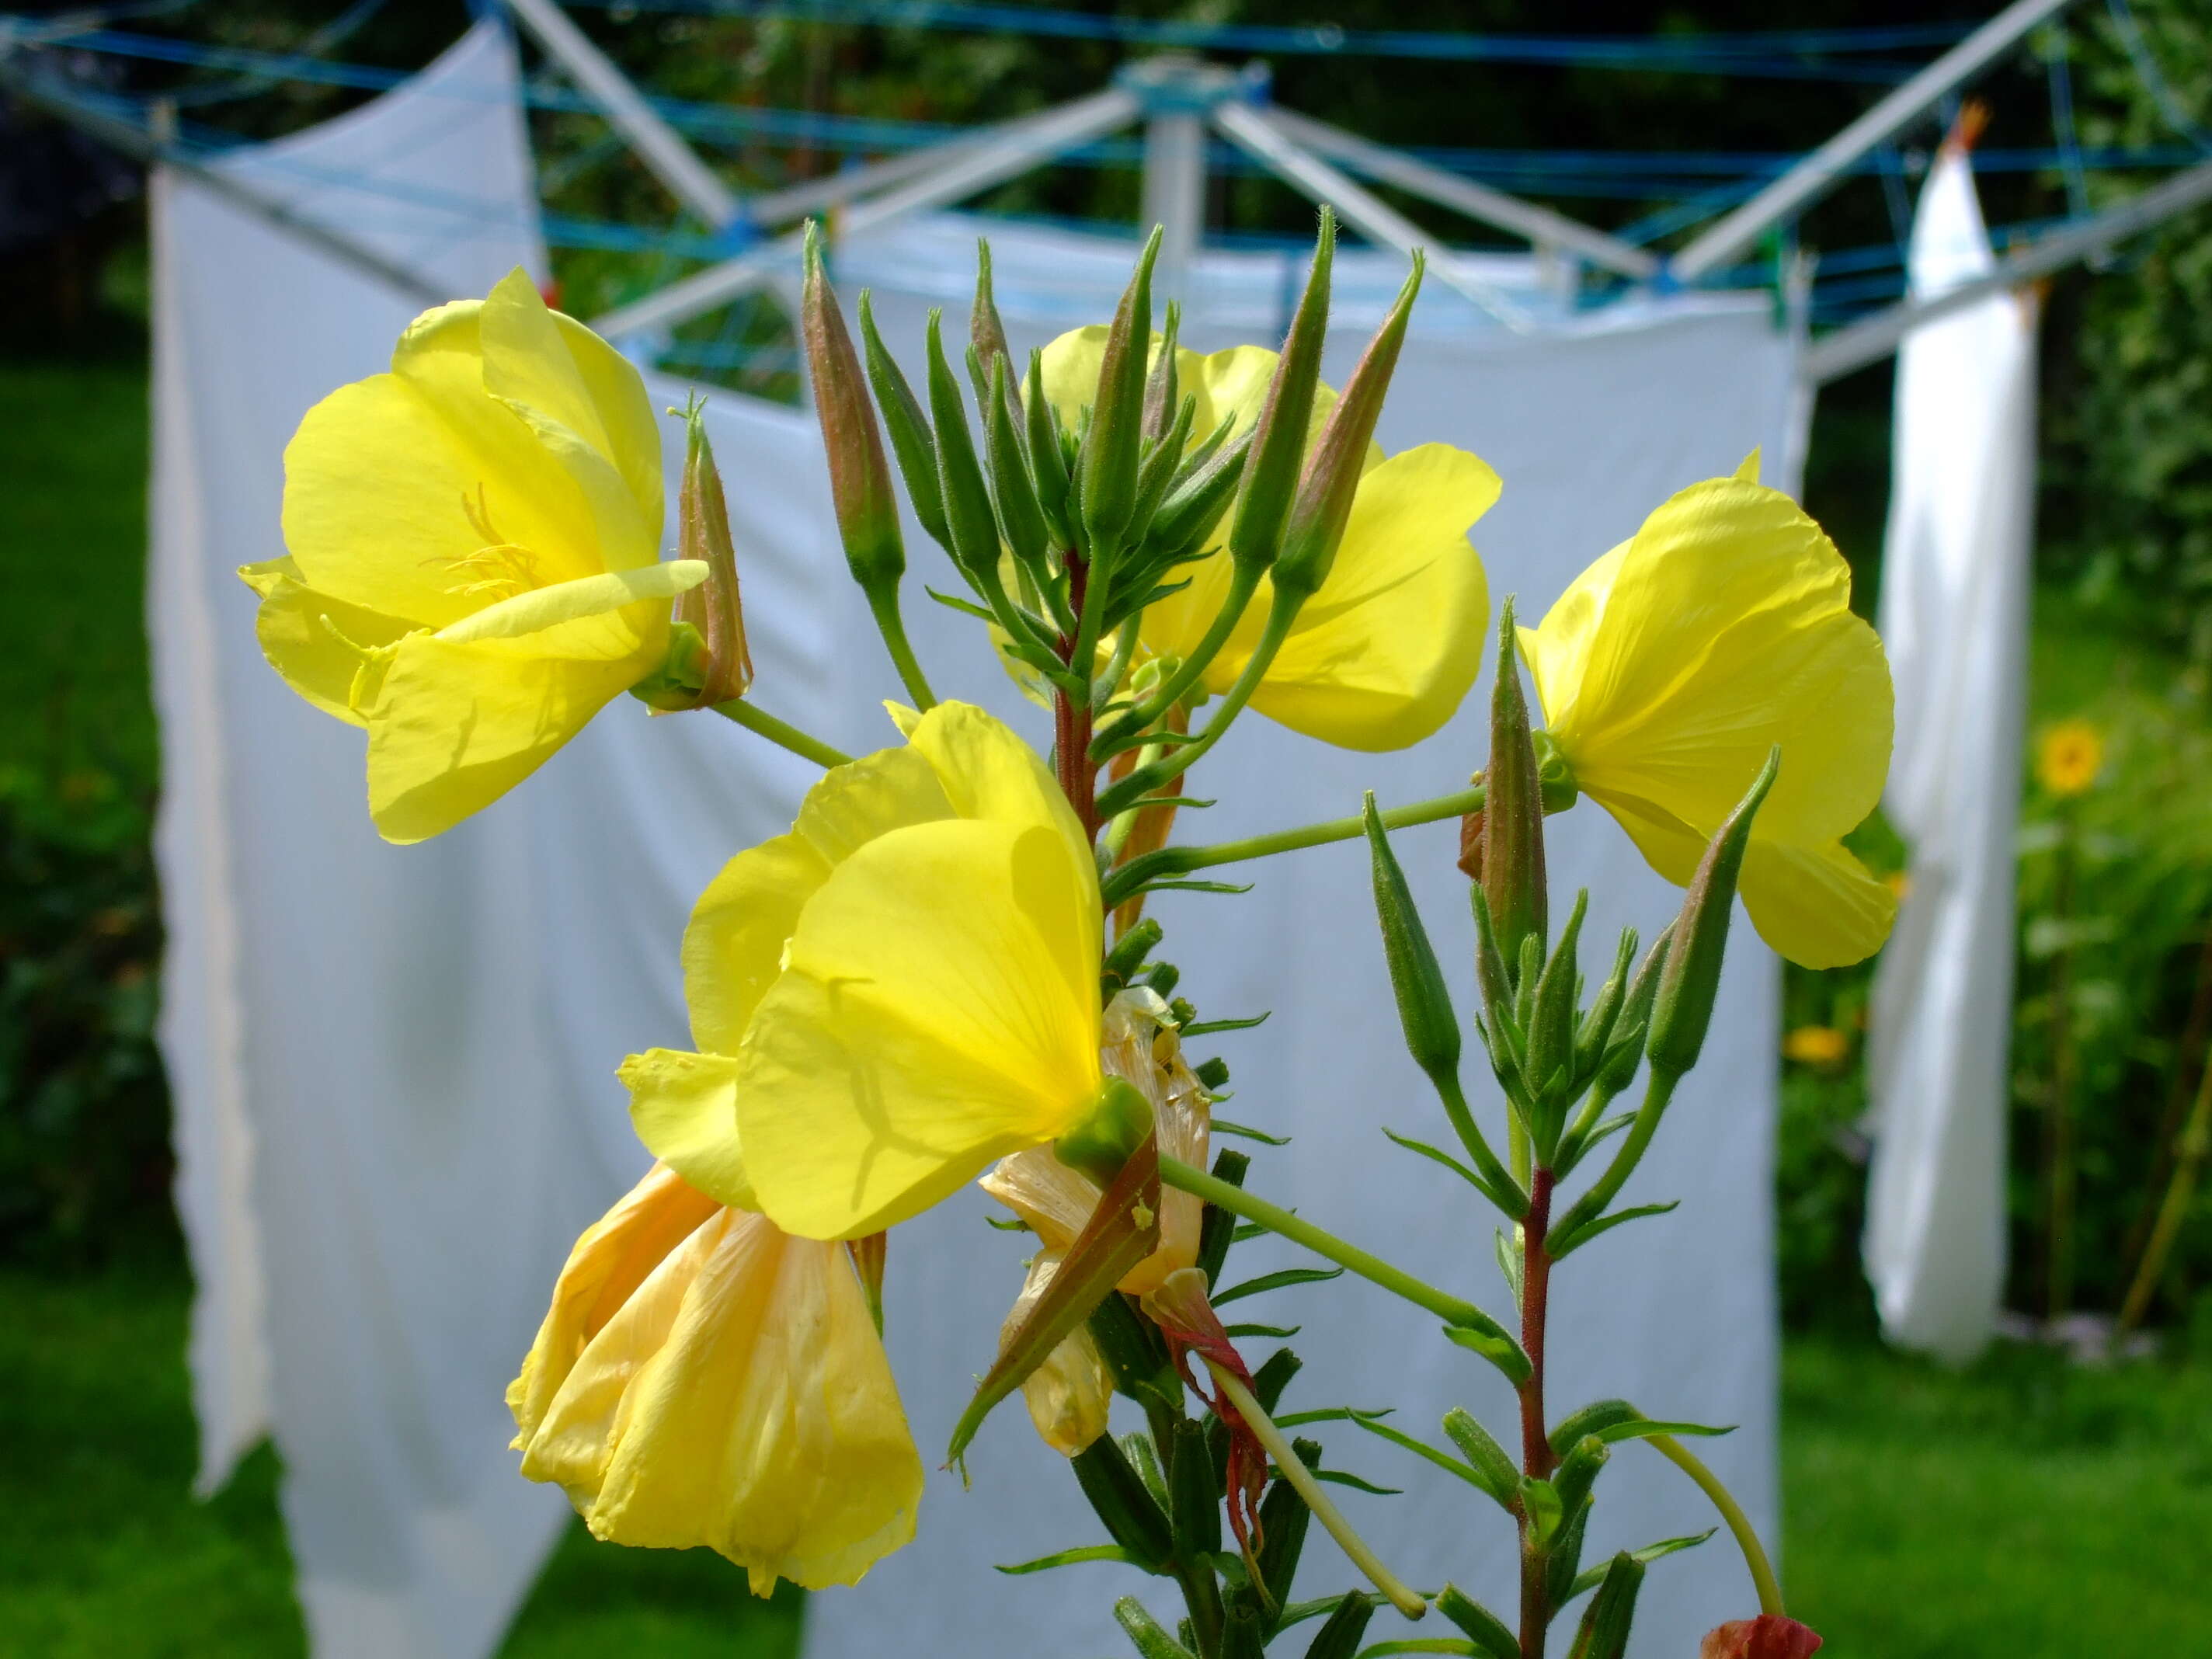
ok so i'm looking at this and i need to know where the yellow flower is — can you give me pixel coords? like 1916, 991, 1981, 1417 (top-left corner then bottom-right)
241, 269, 706, 843
506, 1162, 922, 1595
1038, 329, 1496, 750
2036, 719, 2102, 797
1782, 1024, 1851, 1067
624, 701, 1108, 1242
1522, 457, 1896, 970
979, 989, 1212, 1456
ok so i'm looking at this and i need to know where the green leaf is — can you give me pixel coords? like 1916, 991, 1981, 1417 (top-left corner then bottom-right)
1493, 1227, 1523, 1303
1072, 1433, 1174, 1571
1214, 1266, 1345, 1306
1312, 1464, 1403, 1494
1562, 1551, 1644, 1659
1551, 1201, 1679, 1259
1434, 1584, 1520, 1659
1356, 1640, 1480, 1656
1223, 1322, 1302, 1339
996, 1543, 1147, 1575
1441, 1317, 1532, 1382
1547, 1400, 1733, 1459
1182, 1012, 1271, 1036
1277, 1593, 1377, 1635
1213, 1118, 1292, 1146
922, 584, 995, 621
1321, 1407, 1511, 1509
1382, 1127, 1491, 1196
1563, 1531, 1716, 1605
1521, 1476, 1564, 1545
1439, 1407, 1521, 1503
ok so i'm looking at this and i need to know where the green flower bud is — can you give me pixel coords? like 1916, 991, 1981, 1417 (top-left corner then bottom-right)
1079, 226, 1162, 561
1591, 924, 1671, 1098
1227, 209, 1335, 573
1297, 1593, 1377, 1659
1141, 300, 1182, 443
857, 289, 950, 549
1166, 1417, 1222, 1559
1572, 925, 1639, 1086
1647, 750, 1779, 1080
1054, 1076, 1156, 1187
802, 223, 906, 597
1363, 791, 1462, 1090
1272, 253, 1422, 600
1023, 349, 1073, 545
1569, 1552, 1647, 1659
1435, 1585, 1519, 1658
1112, 1598, 1193, 1659
1482, 598, 1548, 978
1145, 419, 1250, 562
923, 308, 1003, 582
1550, 1431, 1609, 1521
1127, 392, 1197, 555
1525, 886, 1588, 1134
1073, 1434, 1174, 1570
985, 353, 1051, 569
969, 238, 1017, 413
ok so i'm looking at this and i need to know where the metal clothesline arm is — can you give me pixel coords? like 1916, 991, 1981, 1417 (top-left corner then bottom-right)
1262, 106, 1658, 281
1673, 0, 2081, 283
0, 52, 444, 304
1806, 153, 2212, 383
1211, 99, 1533, 332
590, 84, 1143, 339
502, 0, 741, 229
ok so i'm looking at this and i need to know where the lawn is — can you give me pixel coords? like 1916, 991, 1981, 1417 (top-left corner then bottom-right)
6, 357, 2211, 1655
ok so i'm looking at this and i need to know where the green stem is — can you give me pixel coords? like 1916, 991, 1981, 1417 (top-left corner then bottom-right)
2117, 1043, 2212, 1335
1096, 586, 1302, 817
1099, 782, 1487, 910
1206, 1360, 1428, 1621
1158, 1156, 1529, 1382
864, 584, 937, 711
1092, 614, 1144, 710
1090, 560, 1261, 754
1647, 1434, 1782, 1618
711, 698, 854, 770
1433, 1070, 1529, 1217
1546, 1069, 1677, 1257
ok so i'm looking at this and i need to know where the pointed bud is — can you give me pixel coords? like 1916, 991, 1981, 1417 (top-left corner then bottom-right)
1142, 300, 1182, 443
1165, 1416, 1222, 1559
1524, 886, 1588, 1131
1115, 1596, 1195, 1659
1299, 1592, 1377, 1659
1080, 225, 1162, 560
923, 308, 1003, 581
1127, 391, 1197, 548
802, 223, 905, 596
1023, 349, 1073, 545
1435, 1586, 1520, 1658
1362, 791, 1462, 1089
1146, 420, 1250, 562
670, 399, 752, 704
1482, 598, 1547, 976
857, 288, 951, 548
969, 238, 1017, 414
1648, 750, 1779, 1080
1573, 1553, 1650, 1659
1592, 924, 1671, 1097
1227, 209, 1334, 573
1572, 925, 1639, 1084
985, 353, 1050, 569
1272, 253, 1421, 600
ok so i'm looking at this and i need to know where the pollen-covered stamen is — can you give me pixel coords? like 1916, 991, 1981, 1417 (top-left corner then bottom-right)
1140, 1267, 1270, 1569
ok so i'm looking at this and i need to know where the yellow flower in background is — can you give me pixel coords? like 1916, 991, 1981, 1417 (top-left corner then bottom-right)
624, 701, 1109, 1243
507, 1163, 922, 1595
242, 269, 705, 843
1782, 1024, 1851, 1067
2037, 719, 2102, 797
1037, 329, 1496, 751
1523, 456, 1896, 971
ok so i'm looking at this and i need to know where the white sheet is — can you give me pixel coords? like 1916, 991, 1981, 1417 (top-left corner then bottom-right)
1862, 146, 2035, 1362
156, 59, 1803, 1656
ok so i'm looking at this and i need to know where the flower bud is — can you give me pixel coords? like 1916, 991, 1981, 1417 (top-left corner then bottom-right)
969, 238, 1017, 413
670, 399, 753, 705
802, 222, 905, 597
1482, 599, 1547, 977
985, 353, 1050, 569
1023, 349, 1073, 545
1435, 1586, 1519, 1658
1055, 1076, 1156, 1187
1070, 1431, 1174, 1569
857, 289, 951, 549
1700, 1615, 1824, 1658
1524, 886, 1588, 1129
1079, 226, 1162, 561
1141, 301, 1182, 443
1165, 1416, 1221, 1559
1591, 924, 1671, 1098
1227, 209, 1335, 573
1573, 1553, 1650, 1659
923, 309, 1004, 582
1362, 791, 1462, 1089
1299, 1593, 1377, 1659
1146, 419, 1250, 562
1272, 253, 1422, 600
1647, 750, 1779, 1081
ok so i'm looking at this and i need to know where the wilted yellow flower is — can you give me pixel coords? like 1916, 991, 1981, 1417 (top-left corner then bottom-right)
1522, 457, 1896, 970
1782, 1024, 1850, 1067
2036, 719, 2102, 797
624, 701, 1110, 1242
507, 1162, 922, 1595
1038, 329, 1495, 750
994, 1253, 1115, 1456
242, 269, 705, 842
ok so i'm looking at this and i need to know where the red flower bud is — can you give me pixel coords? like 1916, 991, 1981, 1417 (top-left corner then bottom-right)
1700, 1614, 1824, 1659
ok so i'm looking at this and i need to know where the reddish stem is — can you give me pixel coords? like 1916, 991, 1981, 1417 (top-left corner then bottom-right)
1518, 1166, 1556, 1659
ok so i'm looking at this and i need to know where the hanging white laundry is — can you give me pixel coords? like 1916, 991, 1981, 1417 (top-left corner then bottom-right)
1863, 144, 2036, 1362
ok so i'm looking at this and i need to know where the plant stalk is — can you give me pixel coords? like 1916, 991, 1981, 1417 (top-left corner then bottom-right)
1518, 1167, 1555, 1658
864, 584, 937, 711
2044, 823, 2080, 1322
711, 698, 854, 770
1648, 1433, 1783, 1619
2117, 1040, 2212, 1336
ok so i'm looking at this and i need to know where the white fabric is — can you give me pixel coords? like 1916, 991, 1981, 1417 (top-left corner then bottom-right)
802, 215, 1799, 1659
1863, 148, 2036, 1362
156, 62, 1800, 1657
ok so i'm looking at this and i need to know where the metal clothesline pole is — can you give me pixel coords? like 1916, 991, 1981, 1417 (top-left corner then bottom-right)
502, 0, 742, 229
1263, 105, 1659, 281
1211, 97, 1532, 332
1806, 153, 2212, 383
591, 84, 1143, 339
1672, 0, 2081, 283
0, 51, 444, 304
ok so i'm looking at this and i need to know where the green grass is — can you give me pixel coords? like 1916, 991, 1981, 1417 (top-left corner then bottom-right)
0, 1266, 803, 1656
1782, 1337, 2212, 1654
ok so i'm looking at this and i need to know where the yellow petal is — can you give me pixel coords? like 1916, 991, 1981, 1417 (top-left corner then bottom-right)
1237, 443, 1496, 751
1739, 836, 1897, 970
361, 613, 662, 843
978, 1146, 1096, 1254
621, 1049, 756, 1212
516, 1201, 921, 1595
736, 818, 1104, 1240
1003, 1253, 1114, 1457
238, 558, 416, 725
434, 562, 704, 644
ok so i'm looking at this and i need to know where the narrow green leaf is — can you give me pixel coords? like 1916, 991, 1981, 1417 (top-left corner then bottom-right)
1356, 1643, 1479, 1657
1279, 1593, 1377, 1635
1563, 1552, 1644, 1659
1550, 1201, 1681, 1261
1563, 1531, 1715, 1605
1224, 1322, 1303, 1339
1434, 1584, 1521, 1659
1547, 1399, 1733, 1459
1313, 1468, 1403, 1496
1212, 1118, 1292, 1146
1213, 1265, 1345, 1306
1493, 1228, 1523, 1304
996, 1543, 1146, 1575
1382, 1127, 1491, 1198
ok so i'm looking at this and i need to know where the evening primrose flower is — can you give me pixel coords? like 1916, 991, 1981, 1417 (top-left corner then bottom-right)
624, 700, 1111, 1242
507, 1161, 922, 1594
1038, 329, 1495, 751
242, 269, 705, 843
1522, 457, 1896, 970
2036, 718, 2102, 797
